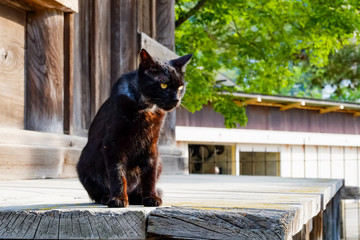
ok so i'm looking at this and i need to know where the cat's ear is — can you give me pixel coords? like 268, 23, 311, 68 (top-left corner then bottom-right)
139, 49, 156, 68
170, 54, 193, 72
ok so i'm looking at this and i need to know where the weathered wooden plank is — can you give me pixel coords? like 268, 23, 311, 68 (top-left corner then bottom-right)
148, 207, 295, 240
138, 0, 156, 38
310, 211, 323, 240
25, 0, 78, 12
0, 144, 82, 180
0, 176, 343, 239
63, 13, 74, 135
155, 0, 175, 51
91, 0, 111, 116
73, 0, 92, 135
323, 191, 341, 240
111, 0, 138, 86
0, 210, 146, 239
140, 33, 177, 61
3, 0, 79, 12
0, 128, 86, 148
26, 9, 64, 133
0, 3, 25, 129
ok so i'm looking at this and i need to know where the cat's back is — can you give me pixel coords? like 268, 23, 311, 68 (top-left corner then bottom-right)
110, 70, 139, 100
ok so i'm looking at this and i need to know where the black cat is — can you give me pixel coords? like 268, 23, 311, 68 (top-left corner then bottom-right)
76, 49, 192, 208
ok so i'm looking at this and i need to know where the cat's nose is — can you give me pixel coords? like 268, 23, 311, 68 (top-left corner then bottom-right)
171, 98, 179, 105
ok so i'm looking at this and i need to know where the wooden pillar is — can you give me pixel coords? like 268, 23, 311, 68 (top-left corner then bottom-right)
310, 211, 323, 240
323, 191, 341, 239
64, 13, 74, 135
156, 0, 176, 146
26, 9, 64, 133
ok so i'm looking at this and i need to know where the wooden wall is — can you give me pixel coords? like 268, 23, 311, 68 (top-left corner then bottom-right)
176, 104, 360, 135
0, 3, 25, 129
72, 0, 176, 138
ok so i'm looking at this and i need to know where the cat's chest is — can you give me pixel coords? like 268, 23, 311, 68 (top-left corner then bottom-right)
135, 109, 165, 134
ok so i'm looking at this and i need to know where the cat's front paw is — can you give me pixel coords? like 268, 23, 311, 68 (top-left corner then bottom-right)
143, 196, 162, 207
108, 197, 129, 208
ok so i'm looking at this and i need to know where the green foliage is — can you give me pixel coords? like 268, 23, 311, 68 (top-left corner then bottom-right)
175, 0, 360, 127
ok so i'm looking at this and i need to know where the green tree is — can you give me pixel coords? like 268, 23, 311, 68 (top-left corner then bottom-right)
175, 0, 360, 127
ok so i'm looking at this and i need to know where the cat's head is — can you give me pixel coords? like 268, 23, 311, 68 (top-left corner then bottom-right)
138, 49, 192, 111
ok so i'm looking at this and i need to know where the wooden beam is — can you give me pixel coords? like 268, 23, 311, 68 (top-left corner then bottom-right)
140, 32, 178, 60
319, 105, 344, 114
279, 102, 305, 111
354, 112, 360, 117
244, 97, 262, 105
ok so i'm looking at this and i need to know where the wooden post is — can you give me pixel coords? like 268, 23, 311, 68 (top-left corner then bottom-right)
156, 0, 176, 146
310, 211, 323, 240
63, 12, 74, 135
323, 191, 341, 239
26, 9, 64, 133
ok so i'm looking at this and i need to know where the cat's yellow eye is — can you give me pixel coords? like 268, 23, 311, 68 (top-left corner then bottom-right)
178, 85, 184, 91
160, 83, 168, 89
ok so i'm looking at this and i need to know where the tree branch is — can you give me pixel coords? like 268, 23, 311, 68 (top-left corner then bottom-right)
175, 0, 208, 28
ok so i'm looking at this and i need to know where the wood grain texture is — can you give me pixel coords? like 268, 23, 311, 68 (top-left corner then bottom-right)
73, 0, 91, 136
0, 175, 344, 238
91, 0, 111, 116
148, 207, 295, 240
26, 9, 64, 133
0, 210, 146, 239
155, 0, 175, 51
111, 0, 138, 86
0, 3, 25, 128
323, 191, 341, 240
64, 13, 74, 135
0, 128, 86, 180
176, 104, 360, 135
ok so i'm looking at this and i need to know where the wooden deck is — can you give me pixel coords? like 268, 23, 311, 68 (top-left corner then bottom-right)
0, 175, 343, 239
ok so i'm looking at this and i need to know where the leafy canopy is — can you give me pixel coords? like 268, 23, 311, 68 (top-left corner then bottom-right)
175, 0, 360, 128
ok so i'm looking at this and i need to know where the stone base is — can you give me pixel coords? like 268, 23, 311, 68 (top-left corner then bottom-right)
159, 146, 188, 175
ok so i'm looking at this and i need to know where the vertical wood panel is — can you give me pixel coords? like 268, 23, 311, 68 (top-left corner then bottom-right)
0, 3, 25, 129
73, 0, 91, 135
292, 145, 305, 178
318, 146, 331, 178
304, 145, 318, 178
344, 147, 358, 186
111, 0, 138, 86
63, 13, 74, 134
280, 145, 292, 177
91, 0, 111, 115
331, 146, 344, 179
26, 9, 64, 133
156, 0, 176, 145
156, 0, 175, 50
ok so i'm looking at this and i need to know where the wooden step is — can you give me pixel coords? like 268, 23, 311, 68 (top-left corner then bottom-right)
0, 175, 343, 239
